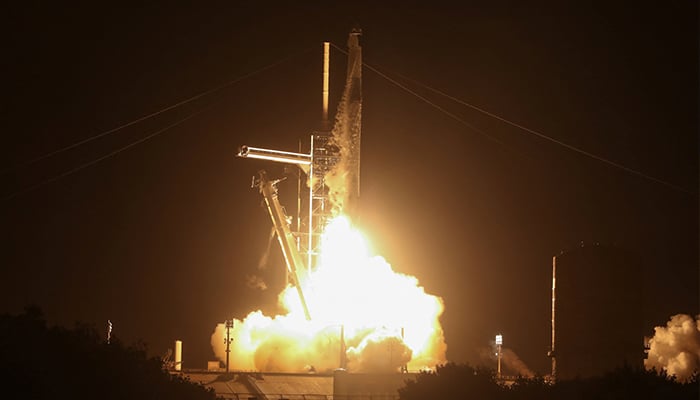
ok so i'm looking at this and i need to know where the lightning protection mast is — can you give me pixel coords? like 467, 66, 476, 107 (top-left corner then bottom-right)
547, 256, 557, 383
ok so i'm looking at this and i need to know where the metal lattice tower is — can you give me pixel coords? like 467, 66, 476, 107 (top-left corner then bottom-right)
305, 132, 340, 271
238, 30, 362, 274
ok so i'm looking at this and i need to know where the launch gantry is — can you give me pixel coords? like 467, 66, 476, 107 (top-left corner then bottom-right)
253, 170, 312, 320
237, 30, 363, 320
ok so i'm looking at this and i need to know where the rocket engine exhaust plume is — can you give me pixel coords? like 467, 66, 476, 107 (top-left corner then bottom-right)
224, 30, 442, 373
644, 314, 700, 382
212, 216, 446, 373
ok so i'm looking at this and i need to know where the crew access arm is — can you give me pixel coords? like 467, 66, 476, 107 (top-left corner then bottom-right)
255, 170, 311, 320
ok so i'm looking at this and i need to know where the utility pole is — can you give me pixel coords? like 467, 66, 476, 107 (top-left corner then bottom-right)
224, 319, 234, 373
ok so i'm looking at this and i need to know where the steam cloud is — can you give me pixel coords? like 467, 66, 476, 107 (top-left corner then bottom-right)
644, 314, 700, 382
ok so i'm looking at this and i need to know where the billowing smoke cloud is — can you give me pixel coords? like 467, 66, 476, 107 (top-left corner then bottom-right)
644, 314, 700, 382
211, 217, 446, 373
210, 314, 423, 373
211, 314, 343, 372
346, 331, 412, 373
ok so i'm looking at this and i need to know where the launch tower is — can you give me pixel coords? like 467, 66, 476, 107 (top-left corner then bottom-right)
237, 30, 363, 316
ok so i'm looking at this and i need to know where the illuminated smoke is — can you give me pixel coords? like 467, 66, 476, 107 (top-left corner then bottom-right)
246, 229, 275, 290
212, 216, 446, 372
257, 228, 276, 270
325, 34, 362, 216
346, 331, 412, 373
644, 314, 700, 382
501, 348, 534, 378
325, 98, 361, 216
478, 345, 534, 378
245, 274, 267, 291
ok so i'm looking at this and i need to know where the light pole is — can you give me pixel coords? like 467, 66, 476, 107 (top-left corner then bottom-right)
224, 319, 234, 373
495, 334, 503, 379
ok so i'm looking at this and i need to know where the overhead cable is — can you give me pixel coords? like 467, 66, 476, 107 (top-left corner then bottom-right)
2, 47, 313, 176
329, 43, 503, 146
2, 46, 314, 200
395, 72, 693, 195
349, 45, 693, 195
2, 110, 204, 201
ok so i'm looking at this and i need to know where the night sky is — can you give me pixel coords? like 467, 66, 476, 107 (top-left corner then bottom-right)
2, 3, 697, 374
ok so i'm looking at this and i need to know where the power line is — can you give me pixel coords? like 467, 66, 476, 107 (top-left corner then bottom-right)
417, 76, 692, 193
2, 109, 205, 201
2, 46, 316, 200
2, 47, 313, 176
329, 43, 504, 146
393, 72, 694, 195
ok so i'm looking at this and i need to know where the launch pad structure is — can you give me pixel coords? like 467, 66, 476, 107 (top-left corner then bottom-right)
237, 29, 363, 320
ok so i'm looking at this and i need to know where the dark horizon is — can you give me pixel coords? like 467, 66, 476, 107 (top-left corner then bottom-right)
2, 2, 697, 373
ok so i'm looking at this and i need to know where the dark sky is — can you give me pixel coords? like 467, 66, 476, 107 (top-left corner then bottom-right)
2, 2, 697, 373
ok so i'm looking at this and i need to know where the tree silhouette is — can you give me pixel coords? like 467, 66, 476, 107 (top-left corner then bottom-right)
0, 306, 216, 400
398, 362, 698, 400
399, 362, 505, 399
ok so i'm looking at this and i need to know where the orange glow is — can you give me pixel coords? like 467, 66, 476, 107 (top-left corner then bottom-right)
212, 215, 446, 373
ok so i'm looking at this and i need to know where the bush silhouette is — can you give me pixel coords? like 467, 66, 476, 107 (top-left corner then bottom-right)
398, 361, 698, 400
0, 306, 216, 400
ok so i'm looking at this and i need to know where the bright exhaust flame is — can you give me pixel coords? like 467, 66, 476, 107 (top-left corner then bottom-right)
212, 216, 446, 373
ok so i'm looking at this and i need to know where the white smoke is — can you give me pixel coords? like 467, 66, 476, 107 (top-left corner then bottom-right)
325, 35, 362, 217
644, 314, 700, 382
210, 315, 344, 372
501, 348, 534, 378
478, 345, 534, 378
210, 217, 446, 373
210, 316, 421, 373
346, 330, 412, 373
326, 99, 361, 215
